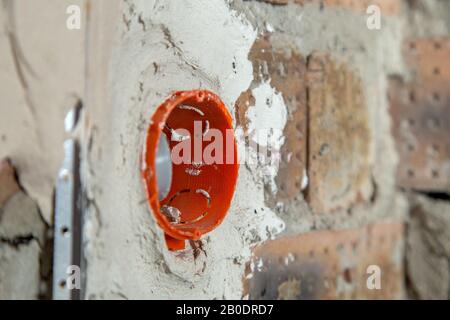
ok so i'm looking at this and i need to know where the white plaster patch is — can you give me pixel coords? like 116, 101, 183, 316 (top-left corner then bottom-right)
247, 81, 287, 148
301, 169, 309, 190
265, 22, 274, 33
244, 81, 288, 193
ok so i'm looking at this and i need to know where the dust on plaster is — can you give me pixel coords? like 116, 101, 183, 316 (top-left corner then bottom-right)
84, 0, 285, 299
245, 80, 288, 194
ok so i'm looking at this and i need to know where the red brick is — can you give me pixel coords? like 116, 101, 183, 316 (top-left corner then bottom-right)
389, 38, 450, 192
244, 221, 404, 299
306, 53, 373, 213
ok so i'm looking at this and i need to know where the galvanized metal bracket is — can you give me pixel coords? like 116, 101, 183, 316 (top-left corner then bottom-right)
53, 104, 84, 300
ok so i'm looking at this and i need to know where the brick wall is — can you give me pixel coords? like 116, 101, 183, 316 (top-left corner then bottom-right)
239, 0, 450, 300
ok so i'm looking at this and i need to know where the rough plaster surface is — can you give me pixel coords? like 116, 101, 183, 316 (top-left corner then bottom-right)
0, 240, 41, 299
0, 159, 47, 299
83, 0, 284, 299
0, 192, 46, 299
0, 0, 85, 224
407, 194, 450, 299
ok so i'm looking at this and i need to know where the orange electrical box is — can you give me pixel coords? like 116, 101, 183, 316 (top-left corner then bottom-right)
142, 90, 239, 250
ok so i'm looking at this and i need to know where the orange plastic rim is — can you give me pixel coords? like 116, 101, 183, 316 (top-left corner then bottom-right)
142, 90, 239, 250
